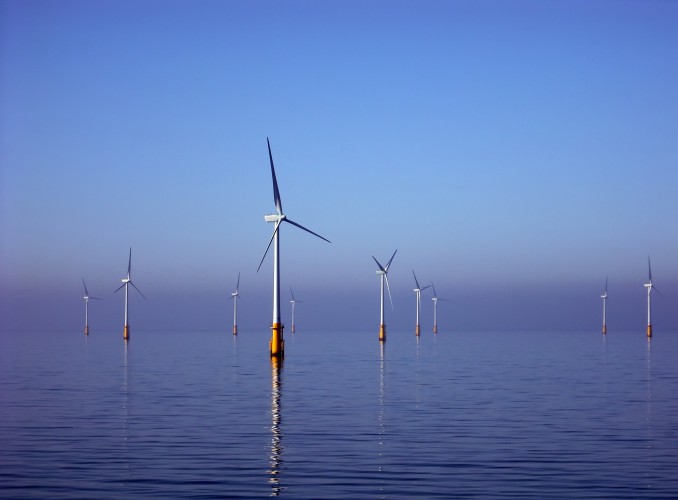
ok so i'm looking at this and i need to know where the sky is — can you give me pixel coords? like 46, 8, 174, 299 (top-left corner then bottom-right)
1, 0, 677, 333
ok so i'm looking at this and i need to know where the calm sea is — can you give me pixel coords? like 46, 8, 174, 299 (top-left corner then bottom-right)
1, 328, 677, 499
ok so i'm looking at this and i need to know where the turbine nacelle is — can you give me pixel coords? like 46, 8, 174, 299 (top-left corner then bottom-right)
265, 214, 285, 223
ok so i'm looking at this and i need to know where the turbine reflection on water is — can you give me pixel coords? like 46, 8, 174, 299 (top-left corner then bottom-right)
269, 357, 284, 496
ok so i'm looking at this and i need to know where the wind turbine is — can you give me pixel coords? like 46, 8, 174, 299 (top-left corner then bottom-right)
289, 287, 302, 333
600, 277, 608, 335
644, 257, 661, 338
412, 270, 431, 336
82, 279, 101, 335
257, 138, 330, 357
431, 283, 445, 334
114, 247, 146, 340
229, 272, 240, 335
373, 250, 397, 342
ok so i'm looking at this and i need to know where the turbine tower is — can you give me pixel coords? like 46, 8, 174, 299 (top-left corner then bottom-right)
412, 270, 431, 336
258, 138, 330, 357
229, 272, 240, 335
114, 247, 146, 340
644, 257, 660, 338
431, 283, 445, 334
372, 250, 397, 342
289, 287, 302, 333
600, 277, 608, 334
82, 279, 101, 335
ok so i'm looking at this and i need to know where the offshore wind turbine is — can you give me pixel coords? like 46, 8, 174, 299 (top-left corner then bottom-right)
114, 247, 146, 340
289, 287, 302, 333
229, 272, 240, 335
412, 270, 431, 336
644, 257, 661, 338
600, 277, 608, 334
82, 279, 101, 335
257, 138, 330, 357
373, 250, 397, 342
431, 283, 445, 334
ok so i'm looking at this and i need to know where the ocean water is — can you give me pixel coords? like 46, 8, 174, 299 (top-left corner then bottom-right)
1, 328, 677, 499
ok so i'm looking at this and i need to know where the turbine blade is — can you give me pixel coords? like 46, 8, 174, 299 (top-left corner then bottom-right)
91, 297, 103, 301
284, 218, 331, 243
82, 279, 89, 296
236, 272, 240, 292
385, 249, 397, 271
290, 287, 296, 302
267, 138, 283, 215
605, 276, 608, 293
372, 256, 385, 272
412, 270, 421, 290
385, 274, 394, 310
128, 247, 132, 278
257, 220, 282, 272
422, 285, 432, 291
648, 256, 653, 283
130, 281, 147, 301
114, 283, 125, 294
432, 283, 438, 299
653, 285, 662, 296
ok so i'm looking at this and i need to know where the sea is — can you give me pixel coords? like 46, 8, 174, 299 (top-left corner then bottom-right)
1, 327, 677, 499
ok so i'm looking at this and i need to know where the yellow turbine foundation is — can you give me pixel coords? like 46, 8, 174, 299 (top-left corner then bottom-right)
84, 325, 89, 336
123, 325, 130, 340
602, 325, 607, 335
233, 325, 238, 335
647, 324, 652, 338
415, 325, 421, 336
433, 325, 437, 334
291, 325, 295, 334
270, 323, 284, 357
379, 324, 386, 342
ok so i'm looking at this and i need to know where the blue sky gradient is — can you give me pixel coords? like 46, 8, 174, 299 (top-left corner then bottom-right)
1, 0, 677, 332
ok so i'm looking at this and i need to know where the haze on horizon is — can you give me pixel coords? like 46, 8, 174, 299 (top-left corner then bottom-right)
1, 0, 677, 333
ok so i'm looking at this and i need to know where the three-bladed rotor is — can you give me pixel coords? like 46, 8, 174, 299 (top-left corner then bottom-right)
114, 247, 147, 299
373, 249, 397, 309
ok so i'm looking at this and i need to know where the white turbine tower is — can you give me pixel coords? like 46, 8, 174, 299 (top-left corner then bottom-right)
82, 279, 101, 335
644, 257, 661, 338
431, 283, 445, 334
229, 272, 240, 335
600, 277, 608, 335
114, 247, 146, 340
289, 287, 302, 333
372, 250, 397, 342
258, 138, 330, 357
412, 270, 431, 336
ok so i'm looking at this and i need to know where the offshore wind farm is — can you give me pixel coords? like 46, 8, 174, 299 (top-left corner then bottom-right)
2, 2, 678, 498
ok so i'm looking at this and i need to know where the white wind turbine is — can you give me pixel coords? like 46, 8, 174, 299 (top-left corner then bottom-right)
114, 247, 146, 340
412, 270, 431, 336
372, 250, 397, 342
229, 272, 240, 335
644, 257, 661, 338
257, 138, 330, 357
600, 277, 608, 335
289, 287, 302, 333
82, 279, 101, 335
431, 283, 446, 334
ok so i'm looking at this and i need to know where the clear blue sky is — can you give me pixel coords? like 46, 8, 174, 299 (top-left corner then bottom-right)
1, 0, 677, 332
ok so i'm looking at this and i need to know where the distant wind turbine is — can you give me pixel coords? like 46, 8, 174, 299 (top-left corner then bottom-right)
600, 277, 608, 335
289, 287, 302, 333
257, 138, 330, 357
431, 283, 446, 334
114, 247, 146, 340
229, 272, 240, 335
644, 257, 661, 338
412, 270, 431, 336
373, 250, 397, 342
82, 279, 101, 335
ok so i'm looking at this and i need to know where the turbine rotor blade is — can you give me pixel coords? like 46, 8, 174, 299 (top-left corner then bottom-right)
653, 285, 662, 296
91, 297, 102, 301
385, 274, 394, 310
257, 220, 282, 272
236, 272, 240, 292
267, 138, 283, 215
82, 279, 89, 296
284, 218, 331, 243
422, 285, 432, 291
385, 249, 397, 271
432, 283, 438, 299
605, 276, 608, 293
130, 281, 147, 301
290, 287, 296, 302
128, 247, 132, 277
372, 256, 386, 272
412, 270, 421, 290
114, 283, 126, 294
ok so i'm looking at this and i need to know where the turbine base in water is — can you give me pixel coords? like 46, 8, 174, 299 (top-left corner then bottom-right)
270, 323, 284, 357
602, 325, 606, 334
647, 324, 652, 338
433, 325, 437, 334
233, 325, 238, 335
379, 324, 386, 342
291, 324, 295, 334
415, 325, 421, 336
84, 325, 89, 336
123, 325, 130, 340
